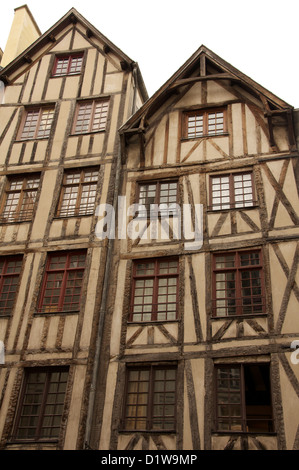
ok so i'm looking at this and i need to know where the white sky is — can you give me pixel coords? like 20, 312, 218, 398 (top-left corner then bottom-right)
0, 0, 298, 108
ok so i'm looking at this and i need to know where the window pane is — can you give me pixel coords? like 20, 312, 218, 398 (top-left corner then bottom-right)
1, 177, 40, 222
15, 369, 68, 441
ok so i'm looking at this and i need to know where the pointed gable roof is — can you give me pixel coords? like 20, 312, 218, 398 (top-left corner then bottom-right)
120, 44, 292, 136
0, 7, 148, 101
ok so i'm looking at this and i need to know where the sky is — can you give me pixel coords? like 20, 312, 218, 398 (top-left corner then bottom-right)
0, 0, 298, 107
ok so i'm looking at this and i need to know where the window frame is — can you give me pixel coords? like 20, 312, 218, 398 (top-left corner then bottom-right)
136, 180, 179, 218
37, 250, 87, 314
52, 53, 84, 77
129, 257, 179, 322
183, 107, 227, 140
72, 98, 110, 135
56, 167, 99, 218
0, 255, 23, 316
212, 249, 266, 317
12, 367, 69, 442
0, 174, 40, 223
18, 107, 55, 140
122, 364, 177, 432
209, 171, 256, 211
214, 363, 274, 433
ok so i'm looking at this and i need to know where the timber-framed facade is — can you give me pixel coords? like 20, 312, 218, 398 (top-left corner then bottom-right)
89, 46, 299, 451
0, 7, 299, 452
0, 7, 147, 450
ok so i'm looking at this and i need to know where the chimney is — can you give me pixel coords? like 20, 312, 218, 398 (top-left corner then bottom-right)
1, 4, 41, 68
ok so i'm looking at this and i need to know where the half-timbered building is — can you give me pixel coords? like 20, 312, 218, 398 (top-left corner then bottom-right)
90, 46, 299, 451
0, 6, 147, 450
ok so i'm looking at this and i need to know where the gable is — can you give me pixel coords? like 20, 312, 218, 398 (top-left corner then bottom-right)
0, 8, 148, 103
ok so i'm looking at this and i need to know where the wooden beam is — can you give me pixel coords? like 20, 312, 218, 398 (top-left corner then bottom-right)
200, 54, 206, 76
169, 73, 238, 90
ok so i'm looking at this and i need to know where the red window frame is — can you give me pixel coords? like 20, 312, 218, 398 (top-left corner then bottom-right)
37, 251, 86, 314
13, 367, 69, 441
214, 364, 274, 433
0, 175, 40, 223
183, 107, 227, 139
130, 258, 179, 322
0, 256, 22, 315
212, 250, 265, 317
19, 107, 55, 140
209, 172, 256, 210
56, 168, 99, 217
52, 53, 84, 76
122, 365, 177, 431
73, 99, 109, 134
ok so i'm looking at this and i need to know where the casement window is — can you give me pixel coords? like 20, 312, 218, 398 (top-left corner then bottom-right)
13, 367, 68, 441
130, 258, 179, 322
123, 365, 177, 431
53, 53, 83, 76
215, 364, 273, 433
73, 99, 109, 134
210, 172, 255, 210
212, 250, 265, 317
0, 256, 22, 315
38, 251, 86, 314
19, 107, 55, 140
137, 181, 178, 217
0, 175, 40, 223
184, 108, 226, 139
56, 168, 99, 217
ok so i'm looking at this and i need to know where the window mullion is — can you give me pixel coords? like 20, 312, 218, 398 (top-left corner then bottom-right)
58, 256, 69, 311
34, 109, 43, 139
14, 179, 26, 220
147, 366, 154, 430
229, 174, 235, 209
36, 371, 49, 440
90, 101, 96, 132
240, 364, 247, 432
75, 171, 85, 215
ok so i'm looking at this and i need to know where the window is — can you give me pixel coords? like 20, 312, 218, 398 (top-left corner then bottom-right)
0, 175, 40, 223
137, 181, 178, 217
38, 251, 86, 313
215, 364, 273, 433
19, 107, 54, 140
184, 108, 226, 139
123, 365, 177, 431
73, 99, 109, 134
0, 256, 22, 315
210, 172, 255, 210
53, 53, 83, 76
13, 367, 68, 441
56, 168, 99, 217
130, 258, 179, 322
212, 250, 265, 317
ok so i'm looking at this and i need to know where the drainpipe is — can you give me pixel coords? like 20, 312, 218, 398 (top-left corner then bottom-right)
84, 64, 138, 450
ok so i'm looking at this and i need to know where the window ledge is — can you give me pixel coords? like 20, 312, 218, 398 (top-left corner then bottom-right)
0, 219, 32, 225
118, 429, 176, 434
34, 310, 80, 317
53, 213, 94, 220
212, 431, 277, 436
69, 130, 106, 137
181, 133, 229, 142
127, 319, 179, 326
207, 204, 259, 213
211, 313, 268, 321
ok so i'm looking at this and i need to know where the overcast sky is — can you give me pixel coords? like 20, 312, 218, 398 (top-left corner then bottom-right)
0, 0, 298, 107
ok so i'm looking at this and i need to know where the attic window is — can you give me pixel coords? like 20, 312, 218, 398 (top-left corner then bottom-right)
183, 107, 227, 139
53, 53, 83, 77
